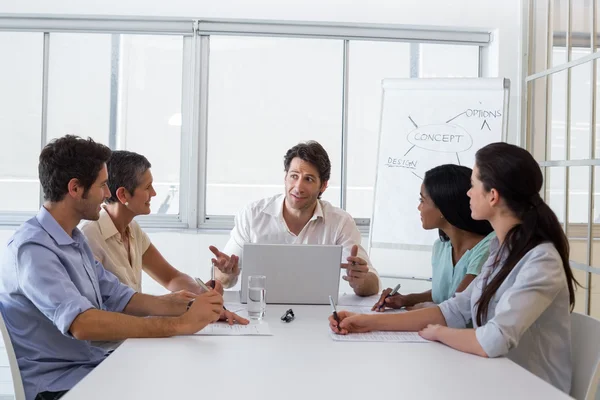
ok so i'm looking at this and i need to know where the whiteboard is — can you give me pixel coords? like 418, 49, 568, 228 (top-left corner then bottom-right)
369, 78, 510, 278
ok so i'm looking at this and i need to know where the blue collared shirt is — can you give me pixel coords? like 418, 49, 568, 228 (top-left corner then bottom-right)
0, 207, 136, 400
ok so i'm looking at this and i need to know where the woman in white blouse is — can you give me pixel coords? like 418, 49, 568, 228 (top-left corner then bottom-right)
82, 150, 247, 325
329, 142, 578, 393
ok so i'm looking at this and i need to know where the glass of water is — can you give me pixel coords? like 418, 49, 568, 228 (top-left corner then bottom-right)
247, 275, 266, 320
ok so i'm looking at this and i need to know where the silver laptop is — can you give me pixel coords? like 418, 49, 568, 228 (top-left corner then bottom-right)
240, 243, 343, 305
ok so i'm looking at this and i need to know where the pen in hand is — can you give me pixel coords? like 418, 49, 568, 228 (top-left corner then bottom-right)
328, 295, 342, 332
195, 277, 228, 311
378, 283, 402, 311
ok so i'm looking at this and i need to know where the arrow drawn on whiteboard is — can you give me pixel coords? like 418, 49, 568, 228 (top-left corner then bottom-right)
481, 120, 491, 131
411, 171, 423, 180
403, 145, 415, 157
456, 153, 461, 165
408, 115, 419, 129
446, 111, 466, 123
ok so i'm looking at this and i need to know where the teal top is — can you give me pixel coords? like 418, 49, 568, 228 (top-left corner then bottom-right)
431, 232, 495, 304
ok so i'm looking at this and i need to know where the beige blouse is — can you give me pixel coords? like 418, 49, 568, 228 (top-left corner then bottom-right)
81, 207, 151, 292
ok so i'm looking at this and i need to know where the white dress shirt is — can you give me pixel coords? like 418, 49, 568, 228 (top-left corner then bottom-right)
219, 194, 377, 286
439, 238, 572, 393
81, 207, 151, 293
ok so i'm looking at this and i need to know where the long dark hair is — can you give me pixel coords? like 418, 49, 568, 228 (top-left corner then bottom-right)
423, 164, 493, 242
474, 142, 577, 326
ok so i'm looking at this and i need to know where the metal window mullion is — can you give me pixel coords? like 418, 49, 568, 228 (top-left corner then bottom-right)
108, 34, 120, 150
521, 0, 532, 150
585, 0, 598, 316
0, 16, 193, 35
39, 32, 50, 208
196, 33, 210, 227
563, 0, 572, 238
340, 40, 349, 210
195, 21, 490, 45
178, 35, 194, 227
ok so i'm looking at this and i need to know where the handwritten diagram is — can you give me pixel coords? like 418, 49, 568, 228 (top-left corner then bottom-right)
383, 107, 502, 182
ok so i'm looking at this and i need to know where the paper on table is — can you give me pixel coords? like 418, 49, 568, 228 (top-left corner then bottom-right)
195, 323, 272, 336
338, 305, 406, 315
329, 330, 429, 343
337, 293, 381, 307
224, 303, 246, 314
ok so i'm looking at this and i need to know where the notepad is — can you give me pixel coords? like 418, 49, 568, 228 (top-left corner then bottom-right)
329, 330, 429, 343
195, 323, 272, 336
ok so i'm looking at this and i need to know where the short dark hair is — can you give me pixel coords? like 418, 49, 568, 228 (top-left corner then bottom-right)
39, 135, 111, 203
423, 164, 493, 242
283, 141, 331, 183
105, 150, 152, 204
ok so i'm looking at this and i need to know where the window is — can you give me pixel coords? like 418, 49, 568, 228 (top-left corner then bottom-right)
47, 33, 185, 217
47, 33, 112, 145
0, 32, 44, 213
346, 42, 479, 219
0, 17, 488, 229
346, 41, 410, 218
525, 0, 600, 317
206, 36, 343, 216
116, 35, 184, 215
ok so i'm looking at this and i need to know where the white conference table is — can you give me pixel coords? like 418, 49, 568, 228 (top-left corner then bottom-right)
64, 293, 571, 400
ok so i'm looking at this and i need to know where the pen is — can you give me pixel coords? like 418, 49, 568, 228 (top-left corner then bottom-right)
328, 295, 341, 331
195, 277, 228, 311
378, 283, 401, 311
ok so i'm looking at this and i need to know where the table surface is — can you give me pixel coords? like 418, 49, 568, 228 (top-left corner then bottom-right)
63, 294, 571, 400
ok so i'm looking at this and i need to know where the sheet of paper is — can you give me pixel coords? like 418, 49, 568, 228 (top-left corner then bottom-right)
337, 293, 381, 307
329, 330, 429, 343
338, 305, 406, 315
195, 323, 272, 336
224, 303, 246, 314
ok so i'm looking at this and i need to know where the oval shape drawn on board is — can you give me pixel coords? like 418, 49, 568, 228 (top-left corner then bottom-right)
407, 124, 473, 153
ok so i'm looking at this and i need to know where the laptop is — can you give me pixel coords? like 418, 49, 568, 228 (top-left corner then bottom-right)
240, 243, 343, 305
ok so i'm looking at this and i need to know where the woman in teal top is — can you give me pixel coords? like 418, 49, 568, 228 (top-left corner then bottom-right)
373, 164, 494, 311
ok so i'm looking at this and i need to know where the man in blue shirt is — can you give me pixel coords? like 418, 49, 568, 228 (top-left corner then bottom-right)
0, 135, 224, 400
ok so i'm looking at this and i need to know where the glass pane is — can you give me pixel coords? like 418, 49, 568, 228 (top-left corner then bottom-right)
346, 41, 410, 219
569, 167, 590, 228
528, 77, 548, 161
550, 0, 568, 63
47, 33, 111, 145
569, 62, 593, 160
0, 32, 43, 212
546, 166, 566, 225
116, 35, 184, 215
597, 0, 600, 50
596, 60, 600, 158
530, 0, 550, 74
206, 36, 343, 215
570, 0, 593, 60
591, 166, 600, 317
548, 69, 567, 160
419, 44, 479, 78
573, 268, 588, 315
568, 166, 589, 315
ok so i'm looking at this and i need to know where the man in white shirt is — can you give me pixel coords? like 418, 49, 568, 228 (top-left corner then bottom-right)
210, 141, 379, 296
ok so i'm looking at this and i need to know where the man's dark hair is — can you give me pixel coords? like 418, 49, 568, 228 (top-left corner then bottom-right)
105, 151, 152, 204
283, 141, 331, 184
39, 135, 112, 203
